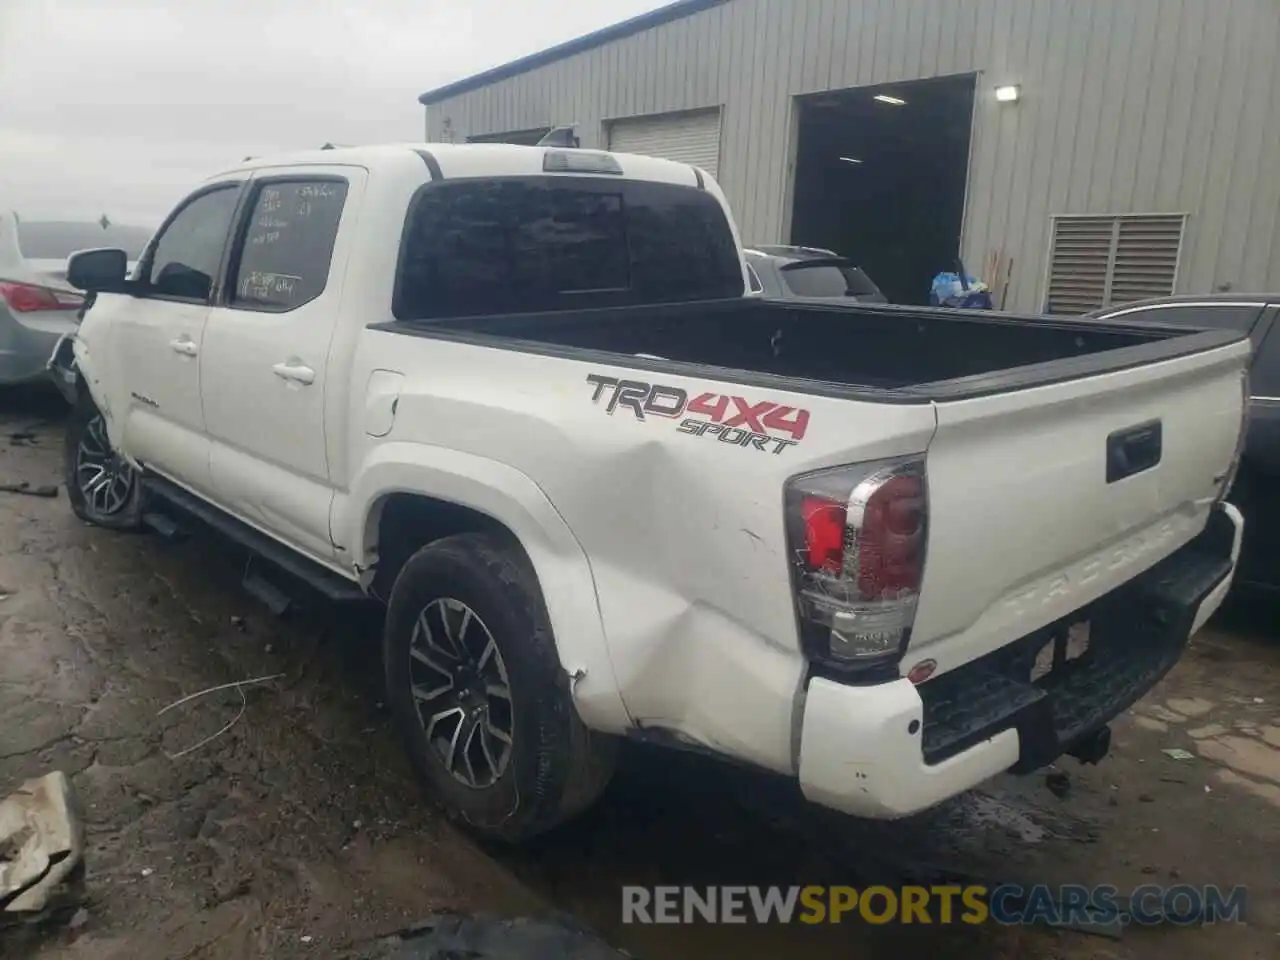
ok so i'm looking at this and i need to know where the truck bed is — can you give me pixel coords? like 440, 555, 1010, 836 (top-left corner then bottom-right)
385, 298, 1243, 400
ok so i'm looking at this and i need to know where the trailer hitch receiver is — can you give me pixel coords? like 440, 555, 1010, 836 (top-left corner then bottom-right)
1066, 725, 1112, 765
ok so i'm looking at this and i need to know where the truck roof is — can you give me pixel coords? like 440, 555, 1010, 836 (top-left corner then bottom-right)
211, 142, 707, 190
1088, 293, 1280, 316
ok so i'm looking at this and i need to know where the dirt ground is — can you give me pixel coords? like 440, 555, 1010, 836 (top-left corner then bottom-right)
1, 386, 1278, 960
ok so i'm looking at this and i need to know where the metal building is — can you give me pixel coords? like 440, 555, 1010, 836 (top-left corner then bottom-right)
420, 0, 1280, 312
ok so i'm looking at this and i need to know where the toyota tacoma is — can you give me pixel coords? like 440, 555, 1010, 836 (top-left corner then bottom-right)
49, 143, 1249, 840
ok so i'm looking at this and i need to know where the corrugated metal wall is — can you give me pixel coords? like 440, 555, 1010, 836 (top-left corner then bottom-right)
425, 0, 1280, 311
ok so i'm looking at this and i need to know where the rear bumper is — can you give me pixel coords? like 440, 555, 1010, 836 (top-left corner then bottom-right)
0, 309, 77, 386
797, 503, 1242, 819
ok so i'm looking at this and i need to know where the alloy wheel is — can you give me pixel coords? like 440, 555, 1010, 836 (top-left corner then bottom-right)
75, 414, 136, 517
409, 598, 514, 788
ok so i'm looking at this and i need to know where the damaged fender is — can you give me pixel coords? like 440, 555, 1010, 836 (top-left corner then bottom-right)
344, 443, 631, 734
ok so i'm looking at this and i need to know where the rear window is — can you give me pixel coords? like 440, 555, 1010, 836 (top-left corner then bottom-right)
17, 221, 153, 260
394, 177, 744, 320
781, 262, 882, 299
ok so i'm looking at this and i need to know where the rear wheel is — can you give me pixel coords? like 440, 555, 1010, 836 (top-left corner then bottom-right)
383, 532, 617, 841
64, 392, 144, 530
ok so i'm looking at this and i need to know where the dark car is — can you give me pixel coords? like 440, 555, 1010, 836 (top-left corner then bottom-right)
1089, 295, 1280, 592
744, 245, 888, 303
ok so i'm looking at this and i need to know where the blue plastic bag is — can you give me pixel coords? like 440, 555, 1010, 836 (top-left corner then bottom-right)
930, 271, 993, 309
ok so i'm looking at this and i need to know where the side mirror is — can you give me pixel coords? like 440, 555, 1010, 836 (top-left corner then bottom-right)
66, 248, 129, 292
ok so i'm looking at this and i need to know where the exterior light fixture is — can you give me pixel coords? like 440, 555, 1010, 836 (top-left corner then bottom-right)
995, 85, 1021, 103
873, 94, 907, 106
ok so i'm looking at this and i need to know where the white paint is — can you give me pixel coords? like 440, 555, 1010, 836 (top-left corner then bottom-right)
799, 677, 1021, 818
71, 140, 1250, 821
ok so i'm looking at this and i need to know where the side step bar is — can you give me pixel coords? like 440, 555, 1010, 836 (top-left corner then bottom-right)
141, 474, 368, 605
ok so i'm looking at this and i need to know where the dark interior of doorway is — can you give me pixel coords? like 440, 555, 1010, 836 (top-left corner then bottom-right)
790, 74, 976, 305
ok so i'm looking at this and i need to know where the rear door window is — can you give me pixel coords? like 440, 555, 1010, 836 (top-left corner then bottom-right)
229, 178, 349, 311
394, 177, 744, 320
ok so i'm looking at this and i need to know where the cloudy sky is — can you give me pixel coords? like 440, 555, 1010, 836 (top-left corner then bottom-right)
0, 0, 667, 227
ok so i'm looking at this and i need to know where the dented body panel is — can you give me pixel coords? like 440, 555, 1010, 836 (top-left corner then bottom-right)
339, 332, 938, 763
58, 142, 1249, 819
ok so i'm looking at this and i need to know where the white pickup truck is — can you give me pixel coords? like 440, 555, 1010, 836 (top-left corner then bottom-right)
51, 143, 1249, 841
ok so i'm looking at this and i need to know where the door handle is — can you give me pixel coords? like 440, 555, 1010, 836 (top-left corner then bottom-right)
169, 336, 199, 357
1106, 420, 1163, 484
272, 360, 316, 385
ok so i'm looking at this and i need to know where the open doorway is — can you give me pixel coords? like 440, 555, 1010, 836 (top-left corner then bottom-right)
789, 74, 976, 305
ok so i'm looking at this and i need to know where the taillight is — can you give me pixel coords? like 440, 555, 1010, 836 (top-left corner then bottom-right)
785, 456, 928, 674
0, 280, 84, 313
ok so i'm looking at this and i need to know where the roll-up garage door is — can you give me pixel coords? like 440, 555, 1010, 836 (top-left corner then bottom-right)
607, 109, 721, 179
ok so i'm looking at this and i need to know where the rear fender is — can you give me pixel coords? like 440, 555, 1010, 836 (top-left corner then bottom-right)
346, 442, 630, 733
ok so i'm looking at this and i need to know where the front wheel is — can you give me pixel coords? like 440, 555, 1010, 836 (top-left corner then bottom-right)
64, 392, 144, 530
383, 532, 617, 842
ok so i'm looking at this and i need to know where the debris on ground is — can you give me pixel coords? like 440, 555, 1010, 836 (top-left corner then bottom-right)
156, 672, 285, 760
0, 772, 85, 922
0, 482, 59, 498
1044, 772, 1071, 798
369, 915, 632, 960
1162, 748, 1195, 761
5, 399, 1280, 960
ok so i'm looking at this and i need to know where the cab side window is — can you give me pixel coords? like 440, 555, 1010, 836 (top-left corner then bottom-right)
229, 179, 349, 312
146, 186, 241, 302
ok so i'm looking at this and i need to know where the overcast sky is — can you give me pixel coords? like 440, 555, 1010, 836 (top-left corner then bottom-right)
0, 0, 667, 226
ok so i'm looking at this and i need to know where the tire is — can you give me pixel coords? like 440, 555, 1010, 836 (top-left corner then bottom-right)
384, 532, 617, 842
63, 391, 145, 530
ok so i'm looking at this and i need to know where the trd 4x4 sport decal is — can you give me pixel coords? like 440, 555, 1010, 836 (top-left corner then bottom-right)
585, 374, 809, 455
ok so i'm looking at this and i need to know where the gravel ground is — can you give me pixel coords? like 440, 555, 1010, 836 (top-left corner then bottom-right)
1, 385, 1277, 960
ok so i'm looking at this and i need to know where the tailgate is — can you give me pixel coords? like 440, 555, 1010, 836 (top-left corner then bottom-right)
910, 338, 1249, 672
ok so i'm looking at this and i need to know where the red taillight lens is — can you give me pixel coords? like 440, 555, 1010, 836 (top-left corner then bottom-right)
786, 457, 928, 671
856, 473, 925, 597
0, 280, 83, 313
802, 496, 847, 572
